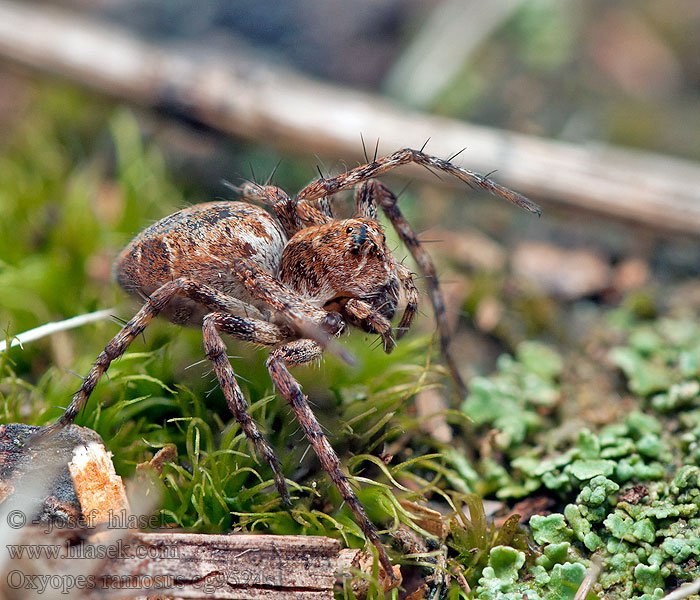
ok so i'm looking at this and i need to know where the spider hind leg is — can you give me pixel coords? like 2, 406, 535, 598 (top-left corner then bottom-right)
32, 278, 250, 441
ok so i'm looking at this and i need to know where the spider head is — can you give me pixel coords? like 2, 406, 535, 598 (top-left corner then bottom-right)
340, 219, 399, 301
280, 217, 410, 352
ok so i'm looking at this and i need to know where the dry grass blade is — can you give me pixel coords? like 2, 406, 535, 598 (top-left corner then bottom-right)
1, 309, 115, 352
658, 579, 700, 600
573, 554, 602, 600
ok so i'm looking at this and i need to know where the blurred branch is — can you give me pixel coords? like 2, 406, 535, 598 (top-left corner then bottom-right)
1, 1, 700, 233
0, 309, 115, 353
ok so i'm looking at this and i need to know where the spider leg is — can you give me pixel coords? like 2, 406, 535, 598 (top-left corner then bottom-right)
296, 148, 541, 217
202, 312, 291, 502
305, 168, 334, 220
313, 195, 334, 220
395, 262, 418, 339
33, 278, 268, 439
236, 182, 301, 238
266, 339, 396, 579
228, 258, 352, 364
208, 312, 294, 346
365, 180, 467, 397
296, 200, 333, 228
353, 180, 379, 221
280, 177, 335, 228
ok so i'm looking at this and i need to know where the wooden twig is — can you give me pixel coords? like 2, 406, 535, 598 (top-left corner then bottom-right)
0, 424, 368, 599
121, 533, 342, 599
0, 1, 699, 234
2, 528, 345, 599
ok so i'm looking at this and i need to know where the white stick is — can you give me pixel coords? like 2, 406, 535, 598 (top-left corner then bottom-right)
659, 579, 700, 600
1, 308, 115, 352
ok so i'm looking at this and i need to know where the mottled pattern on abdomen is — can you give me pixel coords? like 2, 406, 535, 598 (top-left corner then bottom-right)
113, 202, 287, 324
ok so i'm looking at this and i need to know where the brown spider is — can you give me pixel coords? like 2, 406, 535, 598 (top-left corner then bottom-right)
38, 148, 540, 576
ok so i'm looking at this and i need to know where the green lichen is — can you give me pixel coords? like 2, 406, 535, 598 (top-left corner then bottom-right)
476, 546, 587, 600
610, 319, 700, 401
463, 315, 700, 599
506, 421, 667, 498
632, 564, 663, 596
526, 421, 700, 597
462, 341, 562, 451
531, 514, 574, 545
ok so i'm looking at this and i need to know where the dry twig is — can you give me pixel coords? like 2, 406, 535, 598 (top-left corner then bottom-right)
0, 309, 115, 353
658, 578, 700, 600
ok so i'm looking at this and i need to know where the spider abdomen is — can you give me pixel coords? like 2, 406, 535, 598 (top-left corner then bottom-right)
113, 201, 287, 324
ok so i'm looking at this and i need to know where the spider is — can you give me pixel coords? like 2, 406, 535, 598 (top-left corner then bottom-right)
37, 148, 540, 577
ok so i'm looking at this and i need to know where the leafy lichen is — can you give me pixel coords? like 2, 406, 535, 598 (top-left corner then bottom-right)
476, 545, 586, 600
460, 313, 700, 598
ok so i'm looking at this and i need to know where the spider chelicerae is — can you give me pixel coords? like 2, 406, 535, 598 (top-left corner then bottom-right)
39, 147, 540, 576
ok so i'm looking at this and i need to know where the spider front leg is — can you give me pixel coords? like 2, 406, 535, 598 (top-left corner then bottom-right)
358, 179, 467, 396
265, 339, 396, 579
237, 182, 301, 237
296, 148, 541, 217
394, 262, 419, 339
238, 180, 334, 232
202, 312, 293, 503
227, 258, 351, 363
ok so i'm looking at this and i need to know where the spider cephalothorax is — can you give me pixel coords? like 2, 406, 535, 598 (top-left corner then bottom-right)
37, 148, 540, 578
279, 216, 407, 352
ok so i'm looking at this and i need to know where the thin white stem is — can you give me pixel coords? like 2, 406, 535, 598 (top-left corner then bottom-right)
659, 579, 700, 600
573, 554, 602, 600
1, 308, 115, 352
